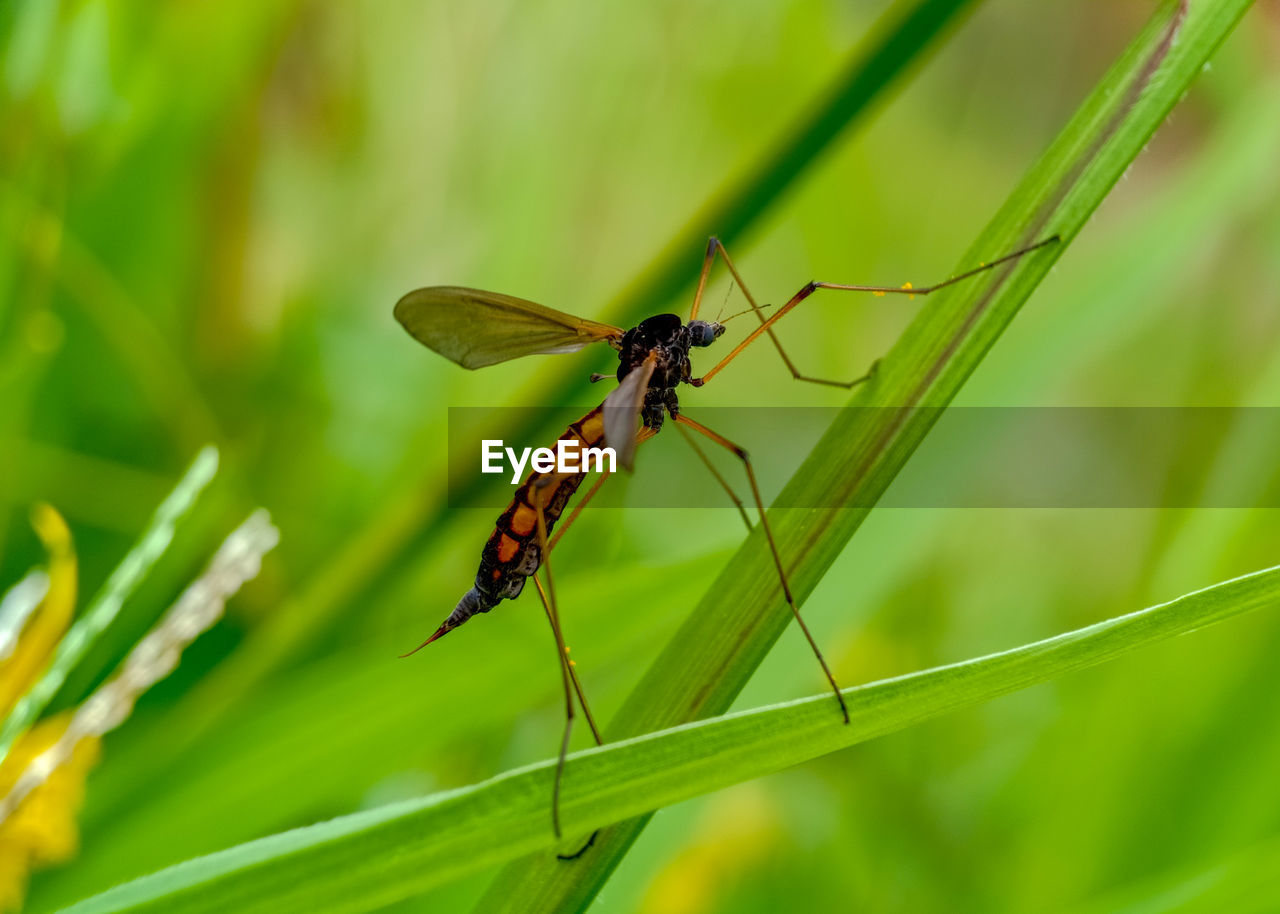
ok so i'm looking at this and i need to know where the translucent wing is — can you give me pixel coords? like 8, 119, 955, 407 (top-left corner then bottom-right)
602, 352, 656, 471
394, 286, 623, 369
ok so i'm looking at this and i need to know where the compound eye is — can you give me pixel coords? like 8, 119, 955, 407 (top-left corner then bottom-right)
689, 321, 720, 346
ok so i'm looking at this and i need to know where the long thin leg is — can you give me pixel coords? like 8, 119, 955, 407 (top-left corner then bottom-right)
692, 235, 1059, 388
549, 472, 610, 553
533, 575, 601, 745
689, 237, 805, 382
674, 420, 752, 531
529, 482, 600, 860
529, 484, 575, 840
542, 422, 660, 747
532, 571, 601, 862
674, 413, 849, 724
533, 424, 662, 858
549, 426, 657, 552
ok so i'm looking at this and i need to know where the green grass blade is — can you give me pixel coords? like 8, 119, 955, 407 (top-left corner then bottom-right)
58, 562, 1280, 914
477, 0, 1252, 909
0, 446, 218, 765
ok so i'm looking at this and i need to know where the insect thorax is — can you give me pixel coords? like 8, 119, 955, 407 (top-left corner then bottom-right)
617, 313, 697, 429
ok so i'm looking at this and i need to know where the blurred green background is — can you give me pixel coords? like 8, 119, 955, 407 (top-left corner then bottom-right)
3, 1, 1280, 911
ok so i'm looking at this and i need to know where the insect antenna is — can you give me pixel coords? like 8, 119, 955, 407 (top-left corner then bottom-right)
713, 279, 737, 322
719, 301, 777, 325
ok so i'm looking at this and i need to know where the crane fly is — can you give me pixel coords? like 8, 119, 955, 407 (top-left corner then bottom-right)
394, 233, 1058, 858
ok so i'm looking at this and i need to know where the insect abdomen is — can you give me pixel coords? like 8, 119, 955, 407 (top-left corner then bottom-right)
423, 406, 608, 645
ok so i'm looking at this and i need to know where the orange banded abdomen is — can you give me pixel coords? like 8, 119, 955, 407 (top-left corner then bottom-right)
429, 406, 608, 642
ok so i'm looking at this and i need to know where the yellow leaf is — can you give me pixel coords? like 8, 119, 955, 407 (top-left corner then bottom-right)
0, 506, 77, 715
0, 714, 100, 913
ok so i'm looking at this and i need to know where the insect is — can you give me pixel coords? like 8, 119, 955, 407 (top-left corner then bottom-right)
394, 233, 1057, 857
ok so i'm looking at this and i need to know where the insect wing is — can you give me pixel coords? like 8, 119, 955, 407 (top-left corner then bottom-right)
394, 286, 623, 369
602, 352, 656, 471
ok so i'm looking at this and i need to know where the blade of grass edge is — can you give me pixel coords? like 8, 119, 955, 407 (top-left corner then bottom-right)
0, 446, 218, 766
58, 562, 1280, 914
477, 1, 1251, 909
